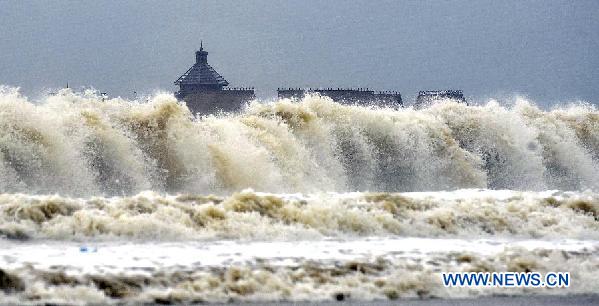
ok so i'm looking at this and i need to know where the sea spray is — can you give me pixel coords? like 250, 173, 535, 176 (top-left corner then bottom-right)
0, 87, 597, 196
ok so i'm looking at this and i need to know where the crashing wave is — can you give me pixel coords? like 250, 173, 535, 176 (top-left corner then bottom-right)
0, 86, 598, 195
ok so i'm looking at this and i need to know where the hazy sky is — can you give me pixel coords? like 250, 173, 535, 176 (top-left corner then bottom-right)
0, 0, 598, 105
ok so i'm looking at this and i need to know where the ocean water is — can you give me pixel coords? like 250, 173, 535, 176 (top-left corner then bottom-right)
0, 86, 597, 304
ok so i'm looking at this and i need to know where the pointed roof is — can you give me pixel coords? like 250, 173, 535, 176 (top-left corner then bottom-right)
174, 44, 229, 87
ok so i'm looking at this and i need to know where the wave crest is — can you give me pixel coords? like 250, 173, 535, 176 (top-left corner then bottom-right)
0, 88, 598, 195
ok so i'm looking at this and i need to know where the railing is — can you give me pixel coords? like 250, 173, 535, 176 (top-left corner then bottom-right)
223, 87, 255, 91
418, 90, 463, 96
277, 88, 401, 96
277, 87, 383, 92
374, 91, 401, 95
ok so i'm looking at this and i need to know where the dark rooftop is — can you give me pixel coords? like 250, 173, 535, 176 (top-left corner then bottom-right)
174, 42, 229, 87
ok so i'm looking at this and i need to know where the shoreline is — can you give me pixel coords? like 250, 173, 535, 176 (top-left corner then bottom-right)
214, 294, 599, 306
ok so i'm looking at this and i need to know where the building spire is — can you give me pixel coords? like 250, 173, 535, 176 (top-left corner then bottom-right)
200, 40, 203, 51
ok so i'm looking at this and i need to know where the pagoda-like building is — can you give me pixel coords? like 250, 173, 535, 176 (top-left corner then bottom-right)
174, 43, 254, 114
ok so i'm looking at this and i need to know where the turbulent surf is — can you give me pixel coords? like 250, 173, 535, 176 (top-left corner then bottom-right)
0, 86, 598, 304
0, 86, 598, 195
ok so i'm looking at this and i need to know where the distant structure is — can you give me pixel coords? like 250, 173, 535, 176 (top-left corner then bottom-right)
174, 43, 254, 113
277, 88, 402, 107
414, 90, 467, 108
173, 45, 471, 113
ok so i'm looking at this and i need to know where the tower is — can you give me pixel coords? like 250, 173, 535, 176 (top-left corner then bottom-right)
174, 43, 229, 99
173, 44, 255, 114
195, 41, 208, 64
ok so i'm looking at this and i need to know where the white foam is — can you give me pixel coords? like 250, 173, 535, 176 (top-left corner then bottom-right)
1, 237, 596, 276
0, 88, 598, 195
